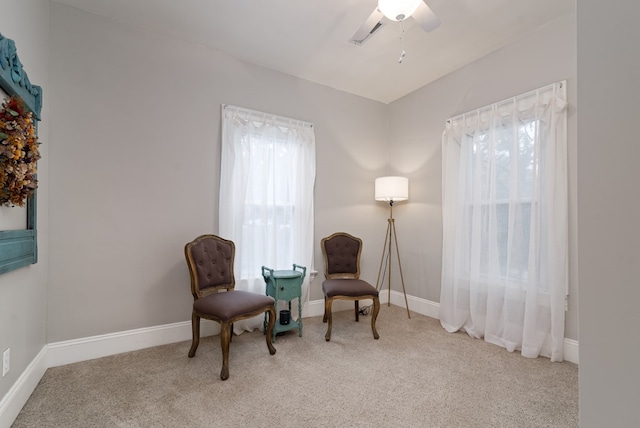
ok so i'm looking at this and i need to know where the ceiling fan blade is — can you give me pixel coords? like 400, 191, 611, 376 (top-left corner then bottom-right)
349, 7, 385, 45
412, 0, 441, 32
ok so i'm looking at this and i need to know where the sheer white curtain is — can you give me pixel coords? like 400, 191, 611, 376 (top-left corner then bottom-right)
440, 82, 568, 361
219, 105, 316, 333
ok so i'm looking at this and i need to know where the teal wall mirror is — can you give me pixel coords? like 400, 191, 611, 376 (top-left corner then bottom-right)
0, 32, 43, 274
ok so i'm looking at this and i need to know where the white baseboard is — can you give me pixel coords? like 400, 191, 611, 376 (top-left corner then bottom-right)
563, 338, 579, 364
1, 291, 579, 426
47, 321, 219, 368
382, 289, 441, 319
0, 345, 48, 428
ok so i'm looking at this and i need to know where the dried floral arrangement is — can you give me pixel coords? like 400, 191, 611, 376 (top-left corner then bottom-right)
0, 95, 40, 206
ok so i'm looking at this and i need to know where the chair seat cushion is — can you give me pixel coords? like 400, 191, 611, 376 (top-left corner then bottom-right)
322, 279, 379, 298
193, 290, 275, 322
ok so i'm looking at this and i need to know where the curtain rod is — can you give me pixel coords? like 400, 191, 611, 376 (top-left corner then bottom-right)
446, 80, 566, 124
222, 104, 314, 128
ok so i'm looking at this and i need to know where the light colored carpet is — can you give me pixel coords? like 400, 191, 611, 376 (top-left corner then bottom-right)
13, 306, 578, 427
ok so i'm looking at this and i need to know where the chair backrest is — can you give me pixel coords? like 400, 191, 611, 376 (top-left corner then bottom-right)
185, 234, 235, 299
321, 232, 362, 280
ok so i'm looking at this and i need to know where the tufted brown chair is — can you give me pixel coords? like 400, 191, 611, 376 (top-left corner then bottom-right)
184, 234, 276, 380
320, 232, 380, 341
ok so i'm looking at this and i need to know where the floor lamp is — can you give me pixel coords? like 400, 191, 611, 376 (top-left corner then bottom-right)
375, 176, 411, 318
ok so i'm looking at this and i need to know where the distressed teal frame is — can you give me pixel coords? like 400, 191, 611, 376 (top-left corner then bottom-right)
0, 32, 42, 275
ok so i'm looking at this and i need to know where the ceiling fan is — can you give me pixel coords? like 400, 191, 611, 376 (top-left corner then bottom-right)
350, 0, 441, 45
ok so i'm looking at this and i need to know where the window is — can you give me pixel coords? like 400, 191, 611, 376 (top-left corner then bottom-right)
440, 81, 568, 361
462, 119, 538, 285
238, 136, 298, 276
219, 105, 316, 332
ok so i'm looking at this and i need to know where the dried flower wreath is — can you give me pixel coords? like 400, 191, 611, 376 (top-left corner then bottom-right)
0, 95, 40, 206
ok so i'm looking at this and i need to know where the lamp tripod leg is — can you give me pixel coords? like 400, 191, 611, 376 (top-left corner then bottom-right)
391, 221, 410, 319
376, 221, 392, 291
387, 219, 392, 307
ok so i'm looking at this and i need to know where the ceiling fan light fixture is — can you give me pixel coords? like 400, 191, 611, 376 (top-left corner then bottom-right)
378, 0, 422, 21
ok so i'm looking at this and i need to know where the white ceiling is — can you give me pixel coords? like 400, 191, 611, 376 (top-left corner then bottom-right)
51, 0, 574, 104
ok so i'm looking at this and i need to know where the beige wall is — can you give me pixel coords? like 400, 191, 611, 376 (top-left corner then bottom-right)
577, 0, 640, 425
0, 0, 50, 402
47, 3, 389, 342
387, 14, 579, 339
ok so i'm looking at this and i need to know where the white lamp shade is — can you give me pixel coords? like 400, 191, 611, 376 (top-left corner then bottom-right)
378, 0, 422, 21
375, 176, 409, 202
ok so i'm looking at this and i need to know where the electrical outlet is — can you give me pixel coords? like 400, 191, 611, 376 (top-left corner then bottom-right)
2, 348, 9, 377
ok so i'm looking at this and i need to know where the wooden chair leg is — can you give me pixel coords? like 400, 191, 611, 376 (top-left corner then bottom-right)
324, 298, 333, 341
371, 297, 380, 340
219, 322, 231, 380
265, 307, 277, 355
323, 296, 328, 323
355, 300, 360, 322
188, 312, 200, 358
263, 311, 268, 334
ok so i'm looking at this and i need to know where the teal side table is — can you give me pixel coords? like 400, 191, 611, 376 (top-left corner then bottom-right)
262, 264, 306, 342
